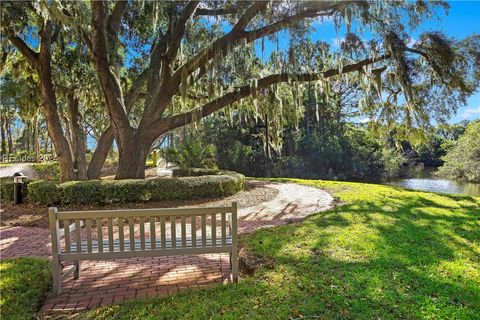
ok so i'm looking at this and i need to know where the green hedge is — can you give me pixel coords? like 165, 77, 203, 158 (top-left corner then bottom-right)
32, 162, 60, 180
172, 168, 222, 177
28, 172, 244, 205
0, 177, 30, 204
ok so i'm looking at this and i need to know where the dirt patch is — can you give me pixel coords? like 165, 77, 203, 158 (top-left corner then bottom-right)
238, 247, 275, 276
0, 181, 278, 229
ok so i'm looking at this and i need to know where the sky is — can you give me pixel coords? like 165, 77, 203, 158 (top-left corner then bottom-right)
253, 1, 480, 124
434, 1, 480, 123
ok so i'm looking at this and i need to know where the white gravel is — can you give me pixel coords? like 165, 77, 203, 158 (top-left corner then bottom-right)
239, 181, 333, 218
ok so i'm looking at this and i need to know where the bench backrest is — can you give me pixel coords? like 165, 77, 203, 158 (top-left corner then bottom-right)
49, 202, 237, 260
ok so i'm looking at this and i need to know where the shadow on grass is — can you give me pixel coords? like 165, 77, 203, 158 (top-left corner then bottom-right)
239, 186, 479, 319
75, 182, 479, 319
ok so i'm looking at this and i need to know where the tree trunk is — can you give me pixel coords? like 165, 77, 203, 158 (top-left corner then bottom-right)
87, 125, 114, 179
44, 135, 49, 154
34, 22, 76, 181
115, 133, 152, 179
24, 122, 31, 152
1, 115, 6, 155
67, 94, 87, 180
7, 118, 14, 154
34, 116, 40, 162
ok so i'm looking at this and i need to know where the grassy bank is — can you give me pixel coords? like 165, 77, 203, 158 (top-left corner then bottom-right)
0, 257, 51, 320
73, 179, 479, 319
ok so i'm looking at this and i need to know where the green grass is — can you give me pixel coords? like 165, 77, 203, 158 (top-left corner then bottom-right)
62, 180, 480, 319
0, 257, 51, 320
0, 163, 15, 167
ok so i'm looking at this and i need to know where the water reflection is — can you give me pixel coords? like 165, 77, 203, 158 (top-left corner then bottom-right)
384, 167, 480, 196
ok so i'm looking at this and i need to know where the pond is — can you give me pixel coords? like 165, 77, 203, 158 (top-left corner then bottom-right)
384, 167, 480, 197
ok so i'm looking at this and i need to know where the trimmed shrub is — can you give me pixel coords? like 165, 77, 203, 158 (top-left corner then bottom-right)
32, 162, 60, 180
0, 177, 30, 204
0, 177, 14, 203
60, 180, 104, 204
28, 172, 244, 205
28, 180, 62, 205
172, 168, 221, 177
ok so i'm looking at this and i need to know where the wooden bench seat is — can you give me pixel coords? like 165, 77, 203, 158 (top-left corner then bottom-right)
49, 203, 238, 295
64, 236, 233, 259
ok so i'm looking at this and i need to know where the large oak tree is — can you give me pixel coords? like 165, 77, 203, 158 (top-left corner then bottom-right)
2, 1, 479, 179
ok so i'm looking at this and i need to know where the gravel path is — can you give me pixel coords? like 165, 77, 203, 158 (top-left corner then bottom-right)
235, 181, 334, 233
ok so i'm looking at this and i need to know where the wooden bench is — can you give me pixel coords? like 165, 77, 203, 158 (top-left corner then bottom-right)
48, 203, 238, 295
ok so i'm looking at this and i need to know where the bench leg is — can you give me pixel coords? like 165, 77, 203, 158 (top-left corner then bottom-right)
74, 260, 81, 279
231, 250, 238, 283
52, 256, 62, 295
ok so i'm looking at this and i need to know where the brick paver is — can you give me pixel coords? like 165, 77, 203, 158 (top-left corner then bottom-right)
0, 182, 333, 313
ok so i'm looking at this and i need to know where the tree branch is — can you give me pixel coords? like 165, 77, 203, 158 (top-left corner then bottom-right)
195, 7, 238, 16
90, 0, 132, 138
125, 67, 150, 111
232, 1, 268, 33
4, 31, 39, 69
159, 54, 390, 134
167, 1, 200, 60
148, 1, 343, 123
107, 0, 128, 33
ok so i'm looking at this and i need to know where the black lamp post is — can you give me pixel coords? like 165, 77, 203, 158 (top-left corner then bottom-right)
250, 114, 271, 178
13, 172, 27, 205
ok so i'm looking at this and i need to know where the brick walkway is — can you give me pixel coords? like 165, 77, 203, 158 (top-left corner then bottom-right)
0, 182, 333, 313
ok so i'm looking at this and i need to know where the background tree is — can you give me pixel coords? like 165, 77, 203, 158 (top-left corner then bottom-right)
1, 2, 113, 180
438, 120, 480, 182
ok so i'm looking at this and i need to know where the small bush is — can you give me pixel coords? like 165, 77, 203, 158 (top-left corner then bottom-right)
28, 180, 62, 205
172, 168, 221, 177
164, 137, 217, 169
0, 177, 14, 203
28, 172, 244, 205
60, 180, 104, 204
32, 162, 60, 180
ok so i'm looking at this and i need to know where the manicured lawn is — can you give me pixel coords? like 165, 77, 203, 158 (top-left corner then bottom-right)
74, 179, 479, 319
0, 257, 51, 320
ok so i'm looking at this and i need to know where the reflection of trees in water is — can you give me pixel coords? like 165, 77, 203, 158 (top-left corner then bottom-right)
386, 166, 480, 196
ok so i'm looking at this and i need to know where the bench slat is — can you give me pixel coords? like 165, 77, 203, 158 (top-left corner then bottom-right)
86, 219, 93, 253
60, 245, 233, 261
181, 216, 186, 247
97, 219, 103, 252
211, 213, 216, 247
64, 220, 71, 254
221, 213, 226, 246
66, 236, 233, 254
140, 217, 145, 250
57, 206, 234, 219
201, 215, 207, 247
160, 217, 166, 249
150, 217, 156, 250
108, 218, 114, 252
191, 216, 196, 248
170, 217, 176, 249
75, 219, 81, 254
118, 218, 125, 252
129, 218, 135, 251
